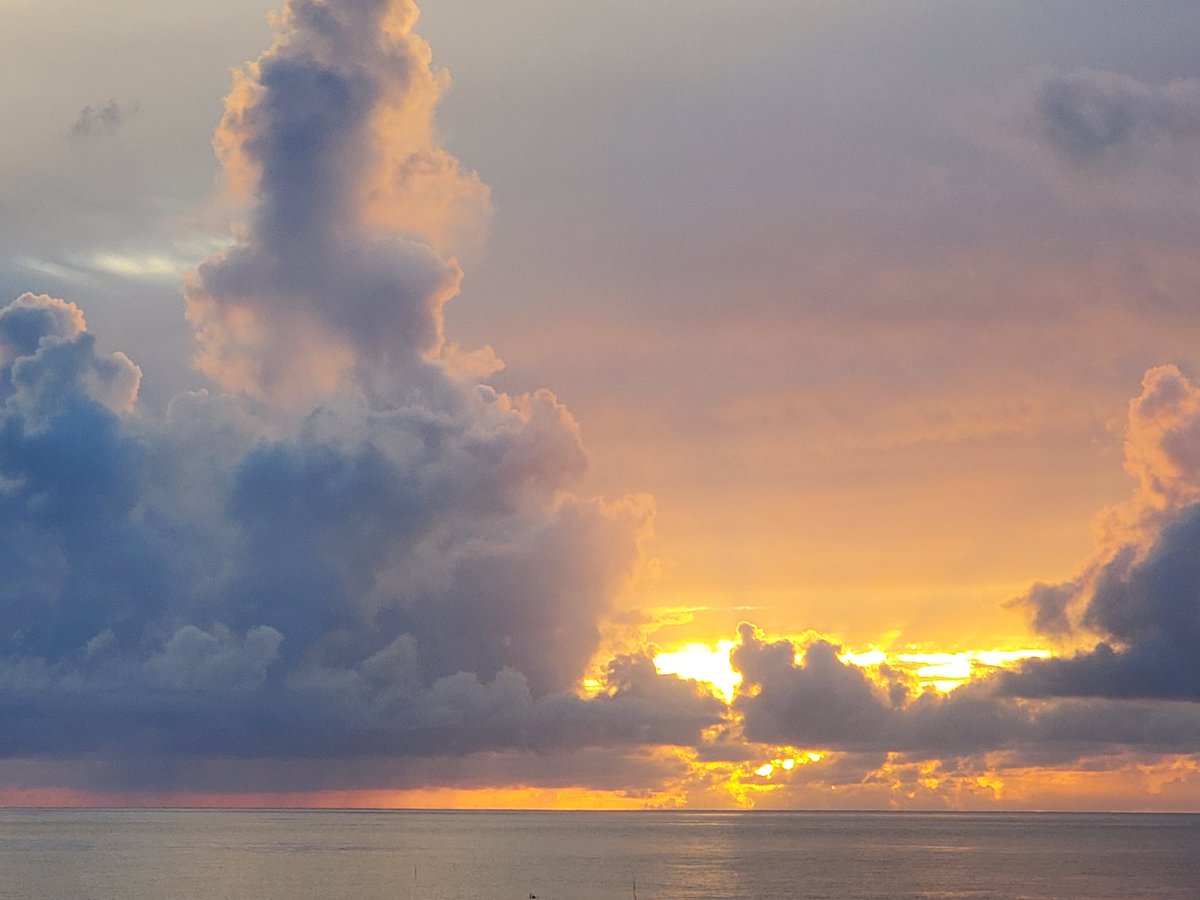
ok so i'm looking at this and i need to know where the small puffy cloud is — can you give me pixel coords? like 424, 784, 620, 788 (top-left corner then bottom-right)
1122, 365, 1200, 515
1017, 579, 1082, 637
0, 293, 86, 360
732, 624, 898, 748
146, 624, 283, 692
0, 293, 141, 417
69, 100, 139, 138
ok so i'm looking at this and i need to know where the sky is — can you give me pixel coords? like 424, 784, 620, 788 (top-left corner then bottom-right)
3, 0, 1200, 810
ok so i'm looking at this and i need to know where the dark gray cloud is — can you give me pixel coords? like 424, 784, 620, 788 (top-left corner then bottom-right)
0, 744, 694, 797
731, 626, 903, 749
1005, 504, 1200, 700
1004, 365, 1200, 702
1030, 71, 1200, 169
731, 624, 1200, 767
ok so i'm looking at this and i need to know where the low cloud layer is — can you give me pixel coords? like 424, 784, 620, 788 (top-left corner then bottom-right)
732, 624, 1200, 770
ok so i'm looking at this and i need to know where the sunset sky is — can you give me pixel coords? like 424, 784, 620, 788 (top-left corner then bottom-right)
4, 0, 1200, 810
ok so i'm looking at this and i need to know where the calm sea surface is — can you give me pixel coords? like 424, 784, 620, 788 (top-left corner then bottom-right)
0, 809, 1196, 899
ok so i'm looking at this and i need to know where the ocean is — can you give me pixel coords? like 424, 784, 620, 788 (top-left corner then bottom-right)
0, 809, 1196, 899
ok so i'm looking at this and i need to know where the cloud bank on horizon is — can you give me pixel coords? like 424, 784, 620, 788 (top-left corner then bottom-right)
3, 0, 1200, 808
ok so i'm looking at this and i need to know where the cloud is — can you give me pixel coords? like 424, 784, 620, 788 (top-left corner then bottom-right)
187, 0, 490, 404
1006, 366, 1200, 701
974, 69, 1200, 206
1005, 504, 1200, 700
10, 0, 1200, 808
732, 625, 902, 749
0, 0, 718, 795
1031, 72, 1200, 169
1121, 365, 1200, 515
730, 624, 1200, 771
69, 100, 139, 138
0, 290, 722, 774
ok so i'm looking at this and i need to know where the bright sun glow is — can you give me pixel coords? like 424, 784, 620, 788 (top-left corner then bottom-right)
749, 753, 824, 783
652, 640, 1051, 704
653, 640, 742, 701
842, 647, 1053, 693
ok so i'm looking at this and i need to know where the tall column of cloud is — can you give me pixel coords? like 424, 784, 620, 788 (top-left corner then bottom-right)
176, 0, 643, 701
0, 0, 731, 800
186, 0, 490, 404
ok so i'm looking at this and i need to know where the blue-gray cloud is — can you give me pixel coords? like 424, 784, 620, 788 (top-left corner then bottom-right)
1005, 505, 1200, 701
1004, 366, 1200, 702
0, 288, 723, 777
0, 0, 722, 794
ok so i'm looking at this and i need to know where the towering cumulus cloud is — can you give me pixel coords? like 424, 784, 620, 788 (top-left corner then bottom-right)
186, 0, 490, 401
0, 0, 720, 797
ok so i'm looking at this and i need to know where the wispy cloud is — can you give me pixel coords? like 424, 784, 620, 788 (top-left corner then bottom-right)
971, 69, 1200, 207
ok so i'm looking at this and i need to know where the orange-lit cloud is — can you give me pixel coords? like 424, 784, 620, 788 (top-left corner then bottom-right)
190, 0, 488, 406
